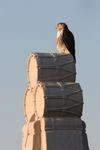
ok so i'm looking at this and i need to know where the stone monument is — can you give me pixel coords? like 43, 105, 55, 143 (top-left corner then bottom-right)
22, 53, 89, 150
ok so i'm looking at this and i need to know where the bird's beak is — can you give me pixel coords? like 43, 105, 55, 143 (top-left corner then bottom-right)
56, 26, 57, 29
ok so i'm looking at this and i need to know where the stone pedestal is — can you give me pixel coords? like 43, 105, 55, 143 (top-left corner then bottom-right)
22, 53, 89, 150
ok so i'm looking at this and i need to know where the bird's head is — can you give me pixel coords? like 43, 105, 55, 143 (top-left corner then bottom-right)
56, 22, 68, 31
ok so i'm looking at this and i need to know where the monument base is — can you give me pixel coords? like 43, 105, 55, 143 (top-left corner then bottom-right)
22, 117, 89, 150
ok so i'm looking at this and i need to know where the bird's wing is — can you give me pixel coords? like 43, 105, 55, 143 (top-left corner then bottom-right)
62, 30, 75, 50
62, 29, 76, 61
62, 30, 69, 49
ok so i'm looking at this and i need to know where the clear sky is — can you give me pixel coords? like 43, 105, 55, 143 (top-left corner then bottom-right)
0, 0, 100, 150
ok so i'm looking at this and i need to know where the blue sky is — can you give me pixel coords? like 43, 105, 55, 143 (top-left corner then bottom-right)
0, 0, 100, 150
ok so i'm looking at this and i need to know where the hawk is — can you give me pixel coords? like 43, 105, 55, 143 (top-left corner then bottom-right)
56, 22, 76, 62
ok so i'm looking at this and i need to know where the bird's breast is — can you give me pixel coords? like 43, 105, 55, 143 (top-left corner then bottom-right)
57, 30, 63, 38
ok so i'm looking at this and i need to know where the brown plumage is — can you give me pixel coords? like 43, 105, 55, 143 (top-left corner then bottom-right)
56, 22, 76, 62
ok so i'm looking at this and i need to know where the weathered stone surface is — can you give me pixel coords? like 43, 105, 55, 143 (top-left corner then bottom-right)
22, 122, 41, 150
27, 53, 76, 88
35, 82, 83, 118
24, 87, 36, 122
22, 118, 89, 150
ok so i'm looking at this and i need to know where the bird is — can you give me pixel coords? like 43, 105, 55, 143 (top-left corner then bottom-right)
56, 22, 76, 62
